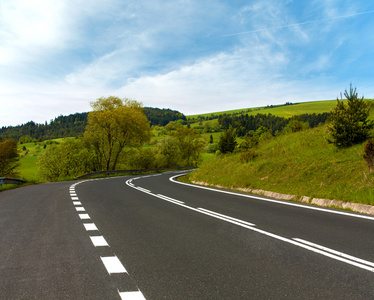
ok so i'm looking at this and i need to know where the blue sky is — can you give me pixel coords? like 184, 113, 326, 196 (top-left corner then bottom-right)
1, 0, 374, 126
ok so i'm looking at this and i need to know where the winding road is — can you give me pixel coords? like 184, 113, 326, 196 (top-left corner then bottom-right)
1, 171, 374, 299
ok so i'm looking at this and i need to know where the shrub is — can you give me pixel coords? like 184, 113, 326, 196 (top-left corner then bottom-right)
363, 138, 374, 171
240, 150, 258, 163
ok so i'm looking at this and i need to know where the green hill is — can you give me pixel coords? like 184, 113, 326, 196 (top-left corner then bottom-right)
188, 100, 343, 119
187, 124, 374, 207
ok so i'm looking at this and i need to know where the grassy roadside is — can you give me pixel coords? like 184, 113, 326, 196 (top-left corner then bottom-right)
187, 125, 374, 206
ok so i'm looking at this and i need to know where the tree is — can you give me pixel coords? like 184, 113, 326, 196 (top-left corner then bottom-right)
84, 96, 151, 170
37, 138, 96, 181
170, 127, 204, 166
327, 85, 374, 148
0, 138, 19, 177
218, 128, 237, 154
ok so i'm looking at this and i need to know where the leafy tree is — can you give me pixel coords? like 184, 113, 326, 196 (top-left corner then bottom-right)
0, 138, 19, 177
84, 96, 151, 170
156, 137, 182, 168
170, 127, 204, 166
218, 128, 237, 154
37, 138, 96, 181
128, 148, 156, 170
327, 85, 374, 148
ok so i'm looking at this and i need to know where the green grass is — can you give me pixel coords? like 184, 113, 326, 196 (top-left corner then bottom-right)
187, 99, 374, 119
16, 138, 65, 182
188, 125, 374, 206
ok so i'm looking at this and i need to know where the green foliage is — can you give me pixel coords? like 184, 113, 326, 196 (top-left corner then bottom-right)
84, 96, 151, 171
363, 138, 374, 171
128, 148, 156, 170
155, 127, 204, 167
0, 138, 19, 177
37, 138, 95, 181
188, 125, 374, 205
218, 129, 237, 154
239, 149, 258, 163
0, 108, 185, 141
283, 119, 309, 134
156, 137, 182, 168
327, 85, 374, 148
170, 127, 204, 166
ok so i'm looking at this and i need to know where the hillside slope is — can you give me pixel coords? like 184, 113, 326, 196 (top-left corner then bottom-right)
188, 124, 374, 206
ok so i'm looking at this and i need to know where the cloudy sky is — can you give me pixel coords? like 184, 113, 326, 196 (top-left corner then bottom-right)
1, 0, 374, 126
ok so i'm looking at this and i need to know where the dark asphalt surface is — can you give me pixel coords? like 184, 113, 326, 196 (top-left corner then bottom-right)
1, 171, 374, 299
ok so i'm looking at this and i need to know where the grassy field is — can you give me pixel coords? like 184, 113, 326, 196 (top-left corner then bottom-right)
188, 124, 374, 206
187, 99, 374, 119
16, 139, 64, 182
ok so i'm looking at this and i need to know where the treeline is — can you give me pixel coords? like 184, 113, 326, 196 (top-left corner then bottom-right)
218, 112, 330, 136
0, 107, 186, 141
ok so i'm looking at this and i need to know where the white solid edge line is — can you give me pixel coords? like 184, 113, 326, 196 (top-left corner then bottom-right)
169, 174, 374, 221
101, 256, 127, 274
294, 238, 374, 268
118, 290, 146, 300
129, 175, 374, 273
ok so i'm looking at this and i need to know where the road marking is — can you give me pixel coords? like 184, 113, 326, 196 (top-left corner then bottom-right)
127, 175, 374, 273
79, 213, 90, 220
83, 223, 98, 231
169, 174, 374, 221
118, 290, 146, 300
101, 256, 127, 274
197, 208, 256, 227
135, 187, 151, 193
294, 238, 374, 268
69, 182, 146, 299
90, 236, 109, 247
156, 194, 185, 204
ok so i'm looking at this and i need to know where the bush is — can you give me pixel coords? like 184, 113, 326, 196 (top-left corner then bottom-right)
240, 150, 258, 163
363, 138, 374, 171
128, 148, 156, 170
0, 138, 19, 177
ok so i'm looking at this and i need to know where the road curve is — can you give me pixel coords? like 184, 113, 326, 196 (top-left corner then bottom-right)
1, 171, 374, 299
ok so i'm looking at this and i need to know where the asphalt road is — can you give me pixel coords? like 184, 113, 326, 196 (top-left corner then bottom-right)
1, 171, 374, 299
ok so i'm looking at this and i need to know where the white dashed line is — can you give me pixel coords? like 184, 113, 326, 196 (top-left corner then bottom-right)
101, 256, 127, 274
118, 290, 146, 300
90, 236, 109, 247
83, 223, 98, 231
70, 181, 146, 299
78, 213, 90, 220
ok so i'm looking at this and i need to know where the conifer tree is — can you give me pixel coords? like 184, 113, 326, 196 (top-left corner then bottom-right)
218, 128, 237, 154
327, 85, 373, 148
